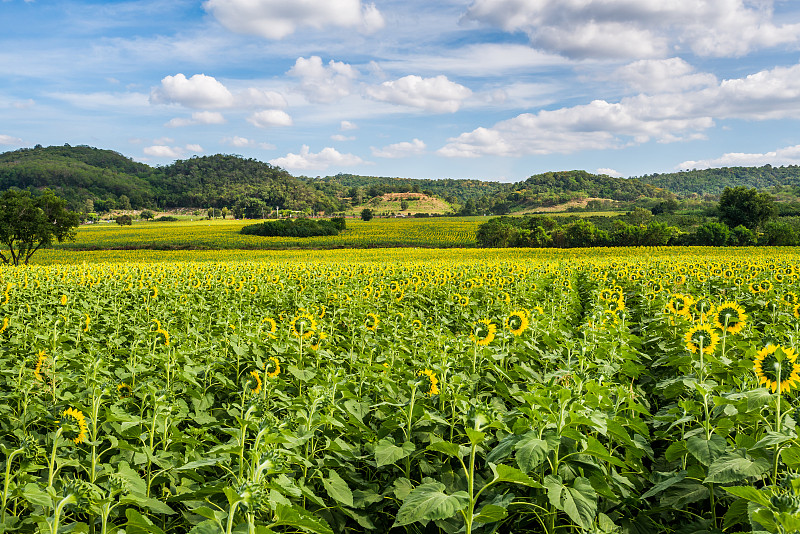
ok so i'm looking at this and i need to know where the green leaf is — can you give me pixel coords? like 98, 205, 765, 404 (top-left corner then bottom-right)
515, 432, 549, 473
21, 483, 51, 508
392, 481, 470, 527
490, 463, 542, 488
582, 435, 626, 468
781, 446, 800, 469
176, 457, 221, 471
375, 438, 415, 467
704, 451, 770, 483
465, 428, 485, 446
188, 521, 224, 534
686, 434, 727, 466
322, 469, 353, 508
427, 440, 464, 458
121, 494, 176, 515
272, 503, 333, 534
544, 475, 597, 529
640, 471, 686, 500
125, 508, 166, 534
722, 486, 772, 508
752, 431, 793, 449
472, 504, 508, 525
116, 461, 148, 496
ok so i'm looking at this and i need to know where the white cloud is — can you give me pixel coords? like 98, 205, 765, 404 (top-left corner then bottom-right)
165, 111, 226, 127
150, 73, 234, 108
613, 58, 717, 94
340, 120, 357, 131
331, 134, 355, 141
185, 144, 204, 153
247, 110, 293, 128
440, 60, 800, 158
46, 91, 148, 110
204, 0, 385, 40
464, 0, 800, 59
143, 145, 184, 158
269, 145, 365, 170
0, 134, 22, 145
367, 75, 472, 113
288, 56, 359, 103
372, 138, 426, 158
222, 136, 276, 149
597, 168, 623, 177
678, 145, 800, 169
150, 73, 286, 109
12, 99, 35, 109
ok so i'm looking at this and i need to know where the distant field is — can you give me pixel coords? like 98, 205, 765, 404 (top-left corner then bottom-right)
54, 217, 486, 252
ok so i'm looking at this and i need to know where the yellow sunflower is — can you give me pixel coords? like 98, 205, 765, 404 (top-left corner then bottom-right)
417, 369, 440, 396
470, 320, 497, 346
754, 345, 800, 394
58, 407, 89, 444
667, 294, 694, 317
117, 383, 132, 398
684, 324, 719, 355
365, 313, 379, 331
260, 317, 277, 339
34, 350, 48, 382
247, 370, 262, 395
290, 313, 316, 339
265, 357, 281, 378
505, 310, 529, 336
713, 302, 747, 334
308, 330, 327, 350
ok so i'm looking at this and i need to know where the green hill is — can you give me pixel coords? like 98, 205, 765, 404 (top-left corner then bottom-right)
636, 165, 800, 195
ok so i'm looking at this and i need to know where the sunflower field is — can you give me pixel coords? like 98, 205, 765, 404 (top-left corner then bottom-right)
3, 248, 800, 533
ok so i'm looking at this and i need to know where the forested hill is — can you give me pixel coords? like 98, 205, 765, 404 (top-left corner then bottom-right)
0, 145, 346, 214
636, 165, 800, 195
301, 173, 508, 204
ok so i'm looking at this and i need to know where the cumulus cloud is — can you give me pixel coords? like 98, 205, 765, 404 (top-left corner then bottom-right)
464, 0, 800, 59
288, 56, 359, 103
165, 111, 226, 127
204, 0, 384, 40
150, 73, 286, 110
269, 145, 365, 170
597, 168, 623, 177
366, 75, 472, 113
372, 138, 426, 158
331, 134, 355, 141
143, 145, 184, 158
340, 120, 357, 131
247, 110, 293, 128
185, 144, 204, 153
678, 145, 800, 169
613, 58, 717, 94
439, 60, 800, 158
221, 136, 276, 149
0, 134, 22, 145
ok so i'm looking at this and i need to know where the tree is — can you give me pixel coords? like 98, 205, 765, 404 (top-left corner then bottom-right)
361, 208, 374, 221
115, 214, 133, 225
139, 210, 155, 220
0, 189, 80, 266
400, 200, 409, 211
717, 186, 776, 230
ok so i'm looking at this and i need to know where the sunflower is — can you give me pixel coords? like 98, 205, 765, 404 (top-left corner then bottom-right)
265, 357, 281, 378
0, 317, 8, 334
417, 369, 440, 396
713, 302, 747, 334
83, 314, 91, 333
667, 294, 694, 317
260, 317, 277, 339
684, 324, 719, 355
34, 350, 48, 382
247, 370, 262, 395
459, 295, 470, 307
759, 280, 774, 292
505, 310, 529, 336
308, 330, 327, 350
60, 295, 68, 306
411, 319, 422, 330
470, 320, 497, 346
783, 292, 799, 307
290, 313, 316, 339
365, 313, 379, 331
117, 383, 132, 398
754, 345, 800, 394
58, 407, 89, 444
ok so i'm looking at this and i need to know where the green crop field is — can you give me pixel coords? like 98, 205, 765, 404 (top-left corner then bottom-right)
57, 218, 485, 251
3, 246, 800, 533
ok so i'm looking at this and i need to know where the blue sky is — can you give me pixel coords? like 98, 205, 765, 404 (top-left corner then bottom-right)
2, 0, 800, 182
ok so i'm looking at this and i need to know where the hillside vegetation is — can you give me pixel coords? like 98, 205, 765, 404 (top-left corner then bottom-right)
5, 145, 800, 219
